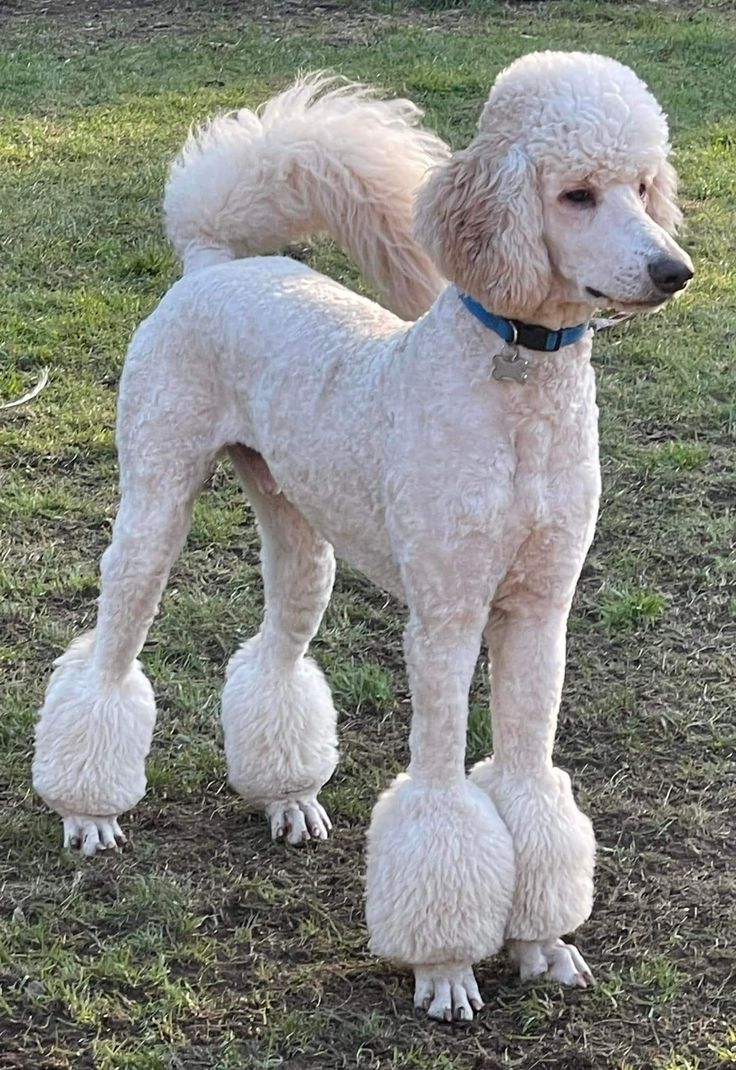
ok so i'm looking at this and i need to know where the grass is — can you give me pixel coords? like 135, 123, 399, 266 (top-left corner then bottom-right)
0, 1, 734, 1068
600, 588, 668, 634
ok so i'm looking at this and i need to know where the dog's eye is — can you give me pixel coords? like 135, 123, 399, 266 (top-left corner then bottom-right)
563, 188, 595, 206
639, 182, 648, 198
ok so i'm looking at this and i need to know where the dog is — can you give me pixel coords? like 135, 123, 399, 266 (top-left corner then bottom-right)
33, 52, 693, 1021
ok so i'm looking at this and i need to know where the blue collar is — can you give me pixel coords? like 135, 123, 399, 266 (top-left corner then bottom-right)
459, 292, 588, 352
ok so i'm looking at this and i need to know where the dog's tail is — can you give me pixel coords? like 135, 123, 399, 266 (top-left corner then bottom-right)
163, 74, 449, 320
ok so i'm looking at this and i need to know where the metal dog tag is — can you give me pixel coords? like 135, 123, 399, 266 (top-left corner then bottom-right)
491, 344, 529, 384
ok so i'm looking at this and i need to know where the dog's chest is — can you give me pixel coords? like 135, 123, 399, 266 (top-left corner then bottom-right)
509, 406, 598, 524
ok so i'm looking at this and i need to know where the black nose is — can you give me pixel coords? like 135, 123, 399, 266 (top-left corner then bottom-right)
648, 256, 693, 294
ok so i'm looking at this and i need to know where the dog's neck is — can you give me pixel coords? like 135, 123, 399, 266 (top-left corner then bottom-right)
421, 287, 594, 390
462, 284, 594, 333
484, 277, 594, 331
524, 294, 593, 331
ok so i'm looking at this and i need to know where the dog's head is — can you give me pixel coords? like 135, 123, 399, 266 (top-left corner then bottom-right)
415, 51, 693, 323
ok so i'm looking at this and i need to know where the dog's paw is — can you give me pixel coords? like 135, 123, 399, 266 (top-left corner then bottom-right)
413, 963, 483, 1022
62, 815, 127, 856
508, 938, 594, 988
265, 797, 332, 845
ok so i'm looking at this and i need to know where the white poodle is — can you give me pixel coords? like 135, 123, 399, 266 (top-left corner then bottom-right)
33, 52, 692, 1020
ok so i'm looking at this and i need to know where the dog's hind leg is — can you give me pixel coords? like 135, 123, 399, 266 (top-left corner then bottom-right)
221, 445, 338, 845
33, 377, 219, 855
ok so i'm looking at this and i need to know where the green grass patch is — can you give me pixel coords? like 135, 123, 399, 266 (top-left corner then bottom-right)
600, 587, 668, 633
330, 660, 395, 713
645, 441, 710, 471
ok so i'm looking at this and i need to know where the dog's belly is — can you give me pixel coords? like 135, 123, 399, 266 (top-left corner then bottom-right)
229, 441, 405, 597
269, 463, 406, 601
196, 261, 409, 597
317, 521, 404, 599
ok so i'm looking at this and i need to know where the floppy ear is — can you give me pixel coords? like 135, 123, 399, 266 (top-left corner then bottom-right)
647, 158, 682, 234
414, 137, 551, 318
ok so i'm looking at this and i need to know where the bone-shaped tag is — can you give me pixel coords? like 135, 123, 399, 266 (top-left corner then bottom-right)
491, 345, 529, 384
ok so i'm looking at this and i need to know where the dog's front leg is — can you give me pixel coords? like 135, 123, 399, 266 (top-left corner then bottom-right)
471, 596, 596, 987
366, 592, 515, 1022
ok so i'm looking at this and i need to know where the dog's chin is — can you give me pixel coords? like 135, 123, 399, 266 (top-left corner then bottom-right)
585, 287, 669, 314
609, 297, 668, 314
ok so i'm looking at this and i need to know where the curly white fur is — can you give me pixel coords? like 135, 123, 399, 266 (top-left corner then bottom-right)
366, 775, 515, 978
33, 633, 155, 854
222, 635, 338, 843
33, 52, 692, 1019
